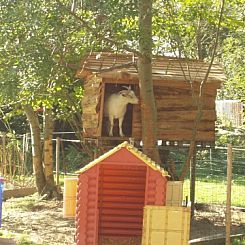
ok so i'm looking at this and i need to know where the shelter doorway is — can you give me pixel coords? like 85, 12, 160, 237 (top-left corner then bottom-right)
102, 83, 137, 137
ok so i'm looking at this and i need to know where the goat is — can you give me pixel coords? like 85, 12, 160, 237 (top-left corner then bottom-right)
104, 86, 139, 137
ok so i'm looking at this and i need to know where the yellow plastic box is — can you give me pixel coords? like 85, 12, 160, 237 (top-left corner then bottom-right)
166, 181, 183, 206
63, 177, 78, 218
142, 206, 191, 245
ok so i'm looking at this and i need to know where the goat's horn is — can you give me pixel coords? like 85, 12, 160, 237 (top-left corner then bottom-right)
122, 86, 131, 90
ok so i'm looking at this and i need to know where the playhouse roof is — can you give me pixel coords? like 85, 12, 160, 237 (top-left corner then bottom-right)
76, 141, 169, 177
76, 52, 226, 83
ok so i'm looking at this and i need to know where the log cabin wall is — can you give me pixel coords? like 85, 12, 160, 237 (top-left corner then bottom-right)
77, 52, 226, 144
81, 75, 102, 137
132, 80, 220, 142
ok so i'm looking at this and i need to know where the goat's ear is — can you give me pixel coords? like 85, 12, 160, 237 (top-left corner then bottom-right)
128, 85, 131, 90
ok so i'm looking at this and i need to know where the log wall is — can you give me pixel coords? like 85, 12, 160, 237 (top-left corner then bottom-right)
132, 81, 219, 141
82, 76, 102, 137
81, 76, 221, 143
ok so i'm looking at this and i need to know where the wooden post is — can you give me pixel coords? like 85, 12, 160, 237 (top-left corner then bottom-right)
2, 132, 6, 175
190, 144, 197, 219
61, 140, 66, 175
226, 144, 232, 245
56, 137, 61, 186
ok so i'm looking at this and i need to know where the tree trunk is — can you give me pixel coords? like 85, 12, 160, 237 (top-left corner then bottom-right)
138, 0, 161, 163
43, 107, 57, 196
23, 104, 46, 194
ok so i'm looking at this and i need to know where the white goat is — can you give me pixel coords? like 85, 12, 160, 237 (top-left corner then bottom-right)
104, 86, 139, 137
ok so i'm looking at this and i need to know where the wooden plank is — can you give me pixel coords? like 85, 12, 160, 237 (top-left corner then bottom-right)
154, 98, 215, 111
134, 110, 216, 121
132, 128, 215, 141
77, 52, 226, 83
134, 121, 215, 131
153, 86, 218, 96
3, 187, 37, 200
98, 82, 105, 136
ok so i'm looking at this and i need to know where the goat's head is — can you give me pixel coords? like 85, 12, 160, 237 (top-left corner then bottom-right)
119, 86, 139, 104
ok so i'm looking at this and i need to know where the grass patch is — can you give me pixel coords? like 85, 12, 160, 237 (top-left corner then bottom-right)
232, 238, 245, 245
5, 194, 38, 211
0, 229, 48, 245
183, 179, 245, 207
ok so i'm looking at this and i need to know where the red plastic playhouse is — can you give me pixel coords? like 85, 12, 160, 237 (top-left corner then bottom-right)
75, 141, 169, 245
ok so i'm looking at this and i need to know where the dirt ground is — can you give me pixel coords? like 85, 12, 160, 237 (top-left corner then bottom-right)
1, 195, 245, 245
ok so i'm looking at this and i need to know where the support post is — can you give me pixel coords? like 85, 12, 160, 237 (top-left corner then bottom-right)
226, 144, 232, 245
190, 144, 197, 218
56, 137, 61, 186
2, 133, 6, 175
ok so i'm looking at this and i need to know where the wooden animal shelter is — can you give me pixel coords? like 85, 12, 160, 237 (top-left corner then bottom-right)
76, 52, 226, 145
75, 141, 168, 245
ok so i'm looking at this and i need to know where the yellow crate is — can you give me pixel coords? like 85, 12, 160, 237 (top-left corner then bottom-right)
142, 206, 191, 245
63, 177, 78, 218
166, 181, 183, 207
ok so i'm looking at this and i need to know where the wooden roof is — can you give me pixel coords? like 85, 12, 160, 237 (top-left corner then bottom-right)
76, 52, 226, 83
76, 141, 169, 177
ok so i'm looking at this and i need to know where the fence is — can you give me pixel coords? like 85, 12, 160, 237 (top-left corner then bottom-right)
178, 145, 245, 242
0, 131, 244, 243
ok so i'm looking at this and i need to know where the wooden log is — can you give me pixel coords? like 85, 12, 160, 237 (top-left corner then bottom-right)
134, 110, 216, 122
3, 187, 37, 200
155, 97, 215, 108
134, 121, 215, 131
132, 128, 215, 141
154, 89, 217, 98
98, 71, 222, 84
56, 137, 61, 186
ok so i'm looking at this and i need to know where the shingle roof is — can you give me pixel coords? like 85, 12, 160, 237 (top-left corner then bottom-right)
76, 141, 169, 177
76, 52, 226, 83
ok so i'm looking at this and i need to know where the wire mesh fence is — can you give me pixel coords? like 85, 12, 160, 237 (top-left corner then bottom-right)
179, 146, 245, 241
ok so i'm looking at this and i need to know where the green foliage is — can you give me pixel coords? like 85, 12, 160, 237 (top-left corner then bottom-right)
0, 0, 244, 136
79, 0, 139, 48
232, 238, 245, 245
216, 128, 245, 147
218, 33, 245, 101
62, 144, 91, 172
153, 0, 222, 58
0, 0, 86, 123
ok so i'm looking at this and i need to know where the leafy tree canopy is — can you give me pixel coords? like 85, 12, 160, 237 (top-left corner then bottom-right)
0, 0, 244, 122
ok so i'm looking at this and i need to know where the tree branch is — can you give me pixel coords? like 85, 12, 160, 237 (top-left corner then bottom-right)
179, 0, 225, 180
55, 0, 142, 57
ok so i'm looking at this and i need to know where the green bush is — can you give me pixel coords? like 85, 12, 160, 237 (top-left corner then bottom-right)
62, 144, 91, 173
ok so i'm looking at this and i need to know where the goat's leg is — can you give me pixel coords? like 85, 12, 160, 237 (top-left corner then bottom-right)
118, 117, 124, 137
109, 116, 114, 136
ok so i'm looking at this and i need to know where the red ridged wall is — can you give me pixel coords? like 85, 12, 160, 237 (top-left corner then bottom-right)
98, 163, 146, 237
76, 166, 99, 245
145, 167, 167, 205
76, 148, 167, 244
